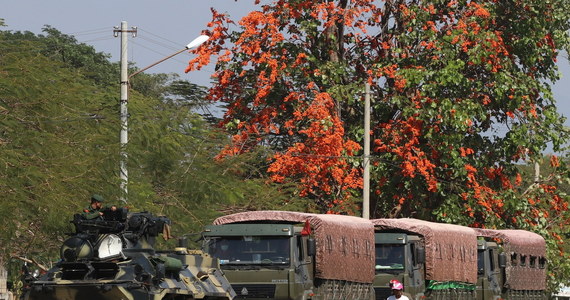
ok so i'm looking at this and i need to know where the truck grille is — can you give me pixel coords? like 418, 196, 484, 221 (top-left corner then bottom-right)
375, 287, 392, 300
232, 284, 276, 298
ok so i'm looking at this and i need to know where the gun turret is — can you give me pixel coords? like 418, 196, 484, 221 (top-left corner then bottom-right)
62, 208, 171, 262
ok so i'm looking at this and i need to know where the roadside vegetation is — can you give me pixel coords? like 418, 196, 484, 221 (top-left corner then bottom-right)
2, 0, 570, 290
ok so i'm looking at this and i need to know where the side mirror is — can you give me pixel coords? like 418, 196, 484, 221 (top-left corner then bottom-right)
498, 252, 507, 268
415, 247, 426, 265
307, 238, 316, 257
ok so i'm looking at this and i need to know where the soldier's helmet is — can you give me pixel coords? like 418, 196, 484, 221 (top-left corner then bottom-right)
90, 194, 104, 202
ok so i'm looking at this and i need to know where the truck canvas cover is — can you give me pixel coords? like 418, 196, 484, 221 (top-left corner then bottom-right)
372, 218, 478, 284
475, 228, 546, 290
213, 211, 375, 283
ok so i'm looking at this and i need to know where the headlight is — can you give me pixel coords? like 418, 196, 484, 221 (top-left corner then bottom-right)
97, 234, 123, 259
61, 236, 93, 262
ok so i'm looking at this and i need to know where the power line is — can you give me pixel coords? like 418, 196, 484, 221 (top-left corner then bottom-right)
67, 28, 109, 36
0, 32, 114, 48
67, 27, 109, 34
130, 40, 189, 66
138, 28, 183, 49
129, 31, 218, 75
39, 115, 107, 123
1, 28, 218, 76
138, 35, 180, 52
79, 36, 115, 44
129, 39, 218, 76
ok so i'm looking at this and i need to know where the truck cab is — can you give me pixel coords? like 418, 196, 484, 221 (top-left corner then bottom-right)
373, 233, 425, 300
203, 211, 376, 300
475, 228, 548, 300
476, 240, 503, 300
203, 223, 316, 299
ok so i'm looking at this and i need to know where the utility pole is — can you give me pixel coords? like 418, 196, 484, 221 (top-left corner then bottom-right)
112, 23, 206, 204
534, 161, 540, 183
114, 21, 137, 203
363, 83, 371, 219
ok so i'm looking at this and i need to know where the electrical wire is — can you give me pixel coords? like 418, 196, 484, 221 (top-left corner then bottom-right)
67, 28, 109, 36
138, 28, 182, 49
130, 40, 189, 65
138, 35, 180, 52
1, 27, 218, 76
132, 29, 219, 75
36, 116, 107, 123
79, 36, 115, 44
129, 39, 218, 76
68, 27, 109, 34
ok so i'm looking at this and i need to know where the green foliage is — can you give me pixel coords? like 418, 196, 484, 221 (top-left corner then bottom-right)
0, 25, 291, 268
1, 27, 118, 87
40, 26, 119, 86
0, 39, 119, 260
514, 156, 570, 291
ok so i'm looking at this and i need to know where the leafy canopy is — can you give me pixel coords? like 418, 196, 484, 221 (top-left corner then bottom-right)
188, 0, 570, 289
0, 26, 295, 267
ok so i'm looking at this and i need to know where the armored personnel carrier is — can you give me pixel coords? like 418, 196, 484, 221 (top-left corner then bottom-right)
22, 208, 236, 300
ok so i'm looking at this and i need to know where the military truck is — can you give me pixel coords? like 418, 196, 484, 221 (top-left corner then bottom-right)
475, 229, 547, 300
372, 219, 547, 300
372, 218, 480, 300
202, 211, 376, 300
21, 208, 236, 300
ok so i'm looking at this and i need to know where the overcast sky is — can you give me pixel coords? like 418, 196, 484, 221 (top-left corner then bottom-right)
3, 0, 570, 140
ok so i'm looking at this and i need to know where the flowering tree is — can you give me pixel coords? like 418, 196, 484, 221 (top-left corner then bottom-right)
187, 0, 569, 228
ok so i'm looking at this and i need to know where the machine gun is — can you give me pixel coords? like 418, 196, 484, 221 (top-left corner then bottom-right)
62, 208, 171, 262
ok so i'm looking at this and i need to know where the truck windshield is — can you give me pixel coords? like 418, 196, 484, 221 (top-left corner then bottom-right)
375, 244, 405, 272
206, 236, 290, 266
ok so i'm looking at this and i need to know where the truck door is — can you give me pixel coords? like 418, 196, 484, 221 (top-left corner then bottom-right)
486, 248, 501, 296
408, 241, 425, 294
477, 247, 487, 300
294, 235, 314, 296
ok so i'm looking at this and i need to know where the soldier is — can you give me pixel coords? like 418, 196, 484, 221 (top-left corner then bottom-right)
82, 194, 116, 219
